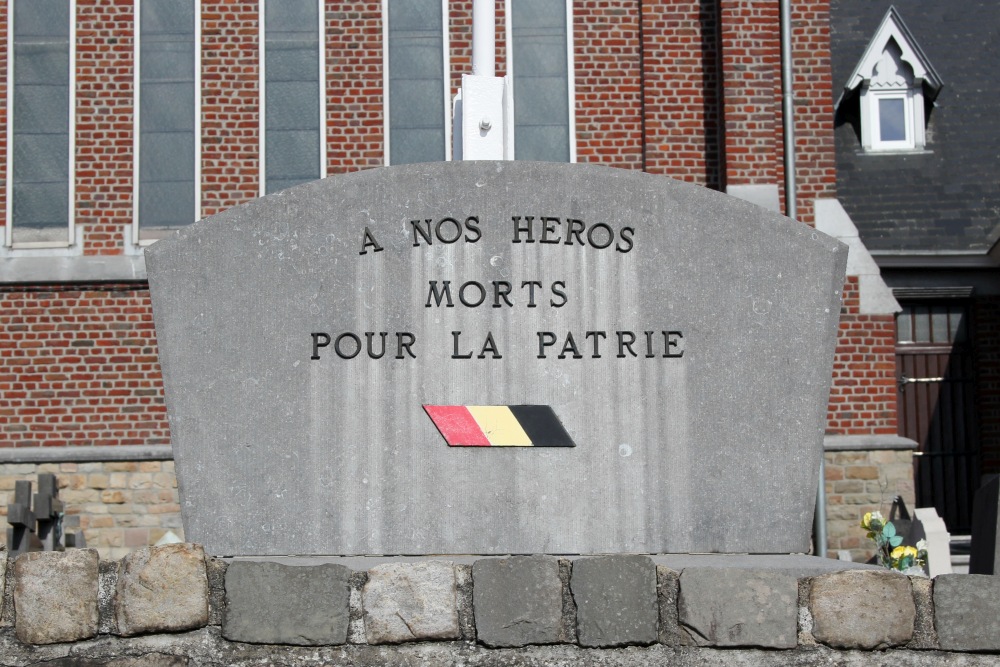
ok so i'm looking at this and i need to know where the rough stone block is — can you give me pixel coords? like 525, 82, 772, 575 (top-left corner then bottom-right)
678, 568, 797, 648
223, 561, 351, 645
571, 555, 657, 647
362, 561, 460, 644
934, 573, 1000, 651
809, 570, 914, 649
909, 575, 937, 649
14, 549, 100, 644
472, 556, 563, 647
115, 543, 209, 636
0, 546, 6, 622
655, 565, 690, 646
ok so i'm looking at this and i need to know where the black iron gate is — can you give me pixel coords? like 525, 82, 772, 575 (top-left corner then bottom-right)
896, 303, 980, 533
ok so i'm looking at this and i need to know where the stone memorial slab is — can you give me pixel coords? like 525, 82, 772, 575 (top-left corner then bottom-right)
146, 161, 846, 556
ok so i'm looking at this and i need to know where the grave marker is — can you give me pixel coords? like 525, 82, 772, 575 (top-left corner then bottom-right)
147, 162, 847, 556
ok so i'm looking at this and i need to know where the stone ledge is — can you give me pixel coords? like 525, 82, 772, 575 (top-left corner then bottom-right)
2, 548, 999, 656
0, 445, 173, 464
824, 435, 918, 451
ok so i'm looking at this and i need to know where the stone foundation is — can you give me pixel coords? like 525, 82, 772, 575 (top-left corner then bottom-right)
0, 460, 183, 559
3, 438, 922, 565
0, 549, 999, 666
824, 436, 918, 562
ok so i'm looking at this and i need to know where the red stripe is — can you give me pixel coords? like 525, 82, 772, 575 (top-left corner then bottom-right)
423, 405, 491, 447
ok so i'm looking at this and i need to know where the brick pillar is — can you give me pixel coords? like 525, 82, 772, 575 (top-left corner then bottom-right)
641, 0, 722, 187
201, 1, 259, 217
574, 0, 643, 168
789, 0, 836, 225
76, 0, 134, 255
717, 0, 780, 210
326, 1, 385, 174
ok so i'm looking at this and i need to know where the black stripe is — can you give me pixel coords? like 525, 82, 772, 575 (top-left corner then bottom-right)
508, 405, 576, 448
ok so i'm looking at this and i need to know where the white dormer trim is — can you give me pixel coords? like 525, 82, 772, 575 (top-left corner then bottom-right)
845, 7, 942, 96
839, 6, 943, 153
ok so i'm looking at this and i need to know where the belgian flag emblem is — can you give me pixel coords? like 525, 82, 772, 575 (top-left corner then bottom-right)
423, 405, 576, 447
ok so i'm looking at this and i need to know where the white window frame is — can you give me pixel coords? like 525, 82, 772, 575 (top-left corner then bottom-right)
131, 0, 201, 246
862, 87, 922, 152
504, 0, 576, 162
4, 0, 76, 249
381, 0, 451, 165
258, 0, 327, 197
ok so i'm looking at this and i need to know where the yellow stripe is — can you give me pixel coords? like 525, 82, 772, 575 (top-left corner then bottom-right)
467, 406, 533, 447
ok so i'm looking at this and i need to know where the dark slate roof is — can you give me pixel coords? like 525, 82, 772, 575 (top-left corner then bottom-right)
830, 0, 1000, 254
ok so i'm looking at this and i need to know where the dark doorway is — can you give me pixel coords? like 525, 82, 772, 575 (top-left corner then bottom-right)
896, 302, 980, 533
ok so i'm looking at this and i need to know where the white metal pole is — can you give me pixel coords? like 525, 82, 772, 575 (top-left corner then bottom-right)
471, 0, 495, 77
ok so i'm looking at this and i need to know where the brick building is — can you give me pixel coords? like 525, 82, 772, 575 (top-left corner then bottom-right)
829, 0, 1000, 541
0, 0, 926, 559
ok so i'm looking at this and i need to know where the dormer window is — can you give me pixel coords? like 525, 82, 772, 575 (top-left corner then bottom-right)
839, 7, 942, 153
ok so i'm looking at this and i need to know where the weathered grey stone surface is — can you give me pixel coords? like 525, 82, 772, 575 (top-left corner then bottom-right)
223, 561, 350, 645
472, 556, 564, 647
909, 576, 937, 650
97, 559, 119, 635
362, 561, 460, 643
809, 570, 914, 649
205, 557, 228, 627
4, 630, 1000, 667
0, 546, 6, 622
969, 474, 999, 575
934, 573, 1000, 651
656, 566, 691, 647
650, 553, 881, 576
678, 568, 797, 648
147, 161, 847, 557
13, 549, 99, 644
571, 555, 658, 647
115, 544, 209, 636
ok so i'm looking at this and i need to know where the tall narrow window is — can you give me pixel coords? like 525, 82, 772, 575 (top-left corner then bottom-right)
7, 0, 73, 245
509, 0, 573, 162
261, 0, 324, 195
135, 0, 197, 236
385, 0, 448, 165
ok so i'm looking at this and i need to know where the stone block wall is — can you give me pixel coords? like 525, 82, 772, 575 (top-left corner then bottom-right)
1, 446, 917, 562
0, 461, 182, 559
1, 548, 999, 666
823, 446, 916, 561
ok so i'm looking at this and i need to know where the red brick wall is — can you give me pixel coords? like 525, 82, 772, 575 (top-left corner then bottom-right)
201, 1, 259, 217
641, 0, 722, 187
326, 1, 384, 173
826, 277, 898, 435
574, 0, 643, 168
718, 0, 779, 189
77, 0, 134, 255
0, 285, 167, 447
0, 1, 897, 450
789, 0, 836, 225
